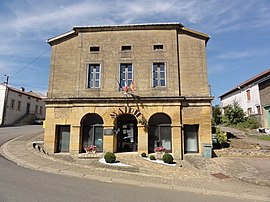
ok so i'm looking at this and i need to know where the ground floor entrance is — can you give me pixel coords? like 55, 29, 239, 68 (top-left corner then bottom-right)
116, 114, 138, 152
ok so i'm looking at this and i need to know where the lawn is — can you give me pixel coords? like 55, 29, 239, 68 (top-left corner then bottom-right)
258, 135, 270, 141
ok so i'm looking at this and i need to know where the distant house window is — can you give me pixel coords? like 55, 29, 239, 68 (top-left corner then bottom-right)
10, 99, 15, 109
35, 105, 38, 114
90, 46, 100, 52
247, 107, 252, 115
154, 44, 163, 50
121, 45, 131, 51
17, 101, 21, 111
88, 64, 100, 88
246, 90, 251, 101
120, 63, 133, 87
40, 106, 43, 115
256, 106, 261, 114
28, 96, 31, 100
153, 63, 166, 87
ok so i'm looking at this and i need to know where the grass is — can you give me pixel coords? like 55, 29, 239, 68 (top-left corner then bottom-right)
258, 136, 270, 141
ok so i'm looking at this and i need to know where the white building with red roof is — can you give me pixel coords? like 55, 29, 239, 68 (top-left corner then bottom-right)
0, 84, 46, 125
219, 68, 270, 128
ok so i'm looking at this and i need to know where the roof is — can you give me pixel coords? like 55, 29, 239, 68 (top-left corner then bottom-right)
47, 22, 209, 45
0, 84, 45, 99
220, 68, 270, 98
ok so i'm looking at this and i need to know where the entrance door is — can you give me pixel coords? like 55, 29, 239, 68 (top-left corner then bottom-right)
184, 125, 199, 153
56, 125, 70, 152
116, 114, 137, 152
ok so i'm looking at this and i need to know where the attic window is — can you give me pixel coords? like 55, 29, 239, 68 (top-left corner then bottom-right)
90, 46, 100, 52
122, 46, 131, 51
154, 45, 163, 50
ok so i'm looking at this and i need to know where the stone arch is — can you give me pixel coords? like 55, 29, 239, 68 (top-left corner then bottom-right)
148, 113, 172, 153
80, 113, 104, 152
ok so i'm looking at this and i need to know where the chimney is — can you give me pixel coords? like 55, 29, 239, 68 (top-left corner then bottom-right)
21, 87, 25, 92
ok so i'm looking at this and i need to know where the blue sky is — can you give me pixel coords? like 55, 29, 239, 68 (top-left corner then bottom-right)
0, 0, 270, 105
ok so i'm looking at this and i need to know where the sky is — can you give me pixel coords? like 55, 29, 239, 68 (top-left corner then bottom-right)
0, 0, 270, 105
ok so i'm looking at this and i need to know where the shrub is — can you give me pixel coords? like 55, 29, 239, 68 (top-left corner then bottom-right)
150, 155, 156, 160
222, 101, 245, 125
216, 127, 227, 147
236, 117, 260, 129
104, 152, 116, 163
141, 152, 147, 158
162, 153, 174, 164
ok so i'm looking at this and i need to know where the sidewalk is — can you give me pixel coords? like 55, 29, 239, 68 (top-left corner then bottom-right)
1, 132, 270, 201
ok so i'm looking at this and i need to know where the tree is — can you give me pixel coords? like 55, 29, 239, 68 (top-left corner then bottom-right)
212, 105, 222, 125
222, 101, 245, 125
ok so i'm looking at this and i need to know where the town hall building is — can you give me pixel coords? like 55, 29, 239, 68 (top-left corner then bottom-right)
44, 23, 213, 159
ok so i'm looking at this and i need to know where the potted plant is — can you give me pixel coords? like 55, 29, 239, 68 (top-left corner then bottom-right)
84, 145, 97, 154
155, 146, 166, 159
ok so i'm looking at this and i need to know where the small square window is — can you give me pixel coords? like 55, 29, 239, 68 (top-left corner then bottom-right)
122, 46, 131, 51
154, 45, 163, 50
90, 46, 100, 52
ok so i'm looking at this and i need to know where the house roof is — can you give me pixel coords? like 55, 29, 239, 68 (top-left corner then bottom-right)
219, 68, 270, 99
47, 22, 209, 45
0, 84, 45, 99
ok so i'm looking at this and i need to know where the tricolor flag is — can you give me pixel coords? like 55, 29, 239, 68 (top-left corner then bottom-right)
124, 81, 128, 93
130, 81, 134, 92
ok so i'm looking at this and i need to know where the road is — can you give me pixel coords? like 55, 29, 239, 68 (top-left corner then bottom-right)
0, 125, 248, 202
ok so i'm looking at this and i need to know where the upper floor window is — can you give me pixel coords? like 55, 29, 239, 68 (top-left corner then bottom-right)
17, 101, 21, 111
121, 45, 131, 51
120, 63, 132, 87
154, 44, 163, 50
88, 64, 100, 88
246, 89, 251, 101
90, 46, 100, 52
10, 99, 15, 109
153, 63, 166, 87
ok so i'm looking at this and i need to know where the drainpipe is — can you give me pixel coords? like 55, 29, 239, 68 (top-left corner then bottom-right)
176, 29, 184, 160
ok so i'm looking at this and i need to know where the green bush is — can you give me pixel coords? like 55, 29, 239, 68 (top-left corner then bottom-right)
150, 155, 156, 160
216, 127, 227, 147
222, 101, 245, 125
162, 153, 174, 164
141, 152, 147, 158
236, 117, 260, 129
104, 152, 116, 163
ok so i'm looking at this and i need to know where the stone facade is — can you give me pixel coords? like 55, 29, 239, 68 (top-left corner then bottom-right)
44, 23, 212, 159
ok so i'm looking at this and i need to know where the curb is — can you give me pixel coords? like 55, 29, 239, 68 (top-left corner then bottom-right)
1, 134, 270, 202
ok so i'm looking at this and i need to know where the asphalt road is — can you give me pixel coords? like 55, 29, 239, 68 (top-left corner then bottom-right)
0, 126, 248, 202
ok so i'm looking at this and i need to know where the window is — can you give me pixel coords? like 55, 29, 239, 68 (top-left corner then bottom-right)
35, 105, 38, 114
246, 90, 251, 101
153, 63, 166, 87
90, 46, 100, 52
56, 125, 70, 152
88, 64, 100, 88
148, 113, 172, 153
256, 106, 261, 114
154, 44, 163, 50
10, 99, 15, 109
247, 107, 252, 115
122, 45, 131, 51
120, 63, 133, 87
17, 101, 21, 111
40, 106, 43, 115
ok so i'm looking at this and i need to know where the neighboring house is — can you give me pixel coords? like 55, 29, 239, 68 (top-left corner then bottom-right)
0, 84, 46, 125
219, 68, 270, 127
44, 23, 213, 159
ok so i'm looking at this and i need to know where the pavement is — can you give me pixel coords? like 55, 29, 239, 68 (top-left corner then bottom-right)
1, 132, 270, 202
